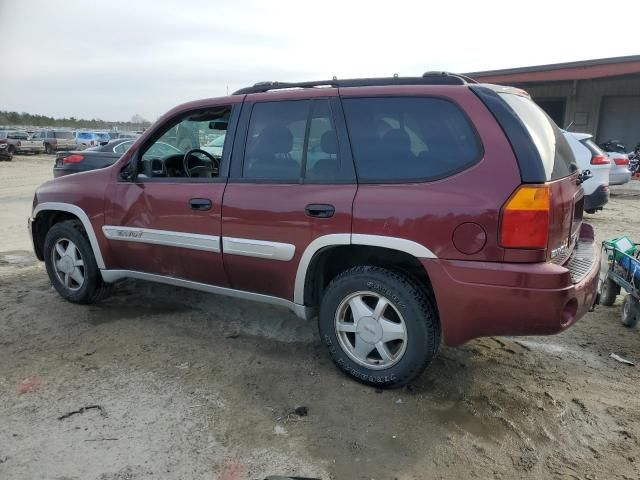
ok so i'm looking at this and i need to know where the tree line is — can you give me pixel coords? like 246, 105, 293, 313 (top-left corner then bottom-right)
0, 110, 152, 130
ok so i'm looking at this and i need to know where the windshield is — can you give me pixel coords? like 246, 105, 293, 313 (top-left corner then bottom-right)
206, 134, 226, 147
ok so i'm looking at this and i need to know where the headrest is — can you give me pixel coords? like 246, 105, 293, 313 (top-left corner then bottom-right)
320, 130, 338, 155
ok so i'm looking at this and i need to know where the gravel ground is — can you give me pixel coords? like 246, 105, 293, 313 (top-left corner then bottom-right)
1, 154, 639, 480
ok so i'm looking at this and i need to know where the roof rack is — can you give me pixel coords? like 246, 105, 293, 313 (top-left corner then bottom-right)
232, 72, 475, 95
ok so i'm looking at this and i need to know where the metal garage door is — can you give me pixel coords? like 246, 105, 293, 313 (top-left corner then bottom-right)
597, 95, 640, 149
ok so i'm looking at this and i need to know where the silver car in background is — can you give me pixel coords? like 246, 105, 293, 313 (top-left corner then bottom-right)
605, 151, 632, 185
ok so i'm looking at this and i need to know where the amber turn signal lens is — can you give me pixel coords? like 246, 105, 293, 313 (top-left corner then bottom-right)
500, 185, 550, 248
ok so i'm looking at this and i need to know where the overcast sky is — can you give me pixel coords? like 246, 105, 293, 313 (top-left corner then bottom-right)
1, 0, 637, 122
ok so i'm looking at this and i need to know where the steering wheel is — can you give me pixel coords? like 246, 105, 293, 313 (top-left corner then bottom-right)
183, 149, 219, 177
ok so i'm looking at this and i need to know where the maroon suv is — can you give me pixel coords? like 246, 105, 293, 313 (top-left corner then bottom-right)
29, 73, 600, 387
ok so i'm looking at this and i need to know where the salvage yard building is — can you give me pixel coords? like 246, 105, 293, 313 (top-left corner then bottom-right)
467, 55, 640, 149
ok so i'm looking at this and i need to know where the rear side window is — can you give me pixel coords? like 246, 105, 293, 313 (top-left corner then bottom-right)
10, 131, 28, 140
244, 100, 308, 179
239, 99, 345, 182
499, 93, 575, 180
342, 97, 482, 182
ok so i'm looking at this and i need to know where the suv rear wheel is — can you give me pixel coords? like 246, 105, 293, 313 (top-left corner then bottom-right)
44, 220, 111, 304
318, 266, 439, 388
45, 144, 53, 155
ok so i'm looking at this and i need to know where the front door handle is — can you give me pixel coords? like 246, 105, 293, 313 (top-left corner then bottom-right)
189, 198, 212, 211
305, 203, 335, 218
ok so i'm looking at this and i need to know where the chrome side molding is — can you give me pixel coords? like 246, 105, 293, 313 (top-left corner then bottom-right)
102, 225, 221, 252
222, 236, 295, 261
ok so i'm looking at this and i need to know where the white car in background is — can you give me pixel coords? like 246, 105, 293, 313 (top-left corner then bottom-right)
604, 151, 632, 185
563, 131, 611, 214
201, 134, 225, 158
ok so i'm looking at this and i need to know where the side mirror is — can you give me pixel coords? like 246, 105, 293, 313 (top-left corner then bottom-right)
119, 164, 135, 182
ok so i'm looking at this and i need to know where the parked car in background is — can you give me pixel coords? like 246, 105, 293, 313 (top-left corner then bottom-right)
599, 139, 632, 185
201, 133, 226, 157
563, 132, 611, 213
53, 138, 179, 177
606, 152, 632, 185
33, 130, 77, 154
75, 131, 111, 149
113, 131, 140, 139
0, 130, 45, 155
0, 132, 14, 160
29, 74, 600, 388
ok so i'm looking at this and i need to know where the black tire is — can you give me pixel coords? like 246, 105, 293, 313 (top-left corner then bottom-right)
585, 209, 596, 214
45, 144, 53, 155
8, 145, 16, 156
44, 220, 111, 304
599, 278, 619, 306
621, 295, 639, 328
318, 266, 439, 388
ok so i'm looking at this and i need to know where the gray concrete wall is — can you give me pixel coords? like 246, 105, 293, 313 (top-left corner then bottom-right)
523, 74, 640, 139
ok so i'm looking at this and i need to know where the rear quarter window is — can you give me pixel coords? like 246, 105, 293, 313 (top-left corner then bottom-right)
499, 93, 576, 180
342, 97, 482, 182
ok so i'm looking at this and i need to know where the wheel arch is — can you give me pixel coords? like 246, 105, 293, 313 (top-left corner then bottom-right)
296, 234, 437, 309
32, 203, 105, 268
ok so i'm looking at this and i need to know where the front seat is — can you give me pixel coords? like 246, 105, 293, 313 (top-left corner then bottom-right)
246, 126, 300, 179
308, 130, 339, 180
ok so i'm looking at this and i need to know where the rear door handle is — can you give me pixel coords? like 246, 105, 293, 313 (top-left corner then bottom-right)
305, 203, 335, 218
189, 198, 212, 211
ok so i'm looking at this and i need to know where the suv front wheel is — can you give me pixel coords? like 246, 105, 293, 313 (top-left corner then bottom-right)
44, 220, 111, 304
319, 266, 439, 388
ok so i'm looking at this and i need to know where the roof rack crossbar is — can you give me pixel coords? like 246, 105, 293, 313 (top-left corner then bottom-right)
232, 72, 474, 95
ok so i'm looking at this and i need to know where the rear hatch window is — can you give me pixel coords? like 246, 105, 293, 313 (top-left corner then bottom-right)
580, 138, 605, 156
498, 93, 576, 180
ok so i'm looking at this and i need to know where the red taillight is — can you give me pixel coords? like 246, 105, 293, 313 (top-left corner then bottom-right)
500, 185, 550, 249
0, 139, 6, 144
63, 154, 84, 164
614, 156, 629, 166
590, 154, 610, 165
90, 140, 95, 146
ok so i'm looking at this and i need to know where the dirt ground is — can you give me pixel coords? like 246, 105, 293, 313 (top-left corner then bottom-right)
1, 154, 639, 480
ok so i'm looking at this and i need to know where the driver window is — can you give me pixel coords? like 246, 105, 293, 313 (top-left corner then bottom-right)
138, 106, 231, 180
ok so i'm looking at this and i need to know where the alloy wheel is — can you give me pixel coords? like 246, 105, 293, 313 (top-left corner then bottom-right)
334, 291, 407, 369
51, 238, 85, 291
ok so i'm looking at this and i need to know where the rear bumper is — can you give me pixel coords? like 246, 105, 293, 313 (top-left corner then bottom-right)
584, 184, 609, 210
53, 167, 72, 178
610, 171, 631, 185
423, 223, 600, 346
